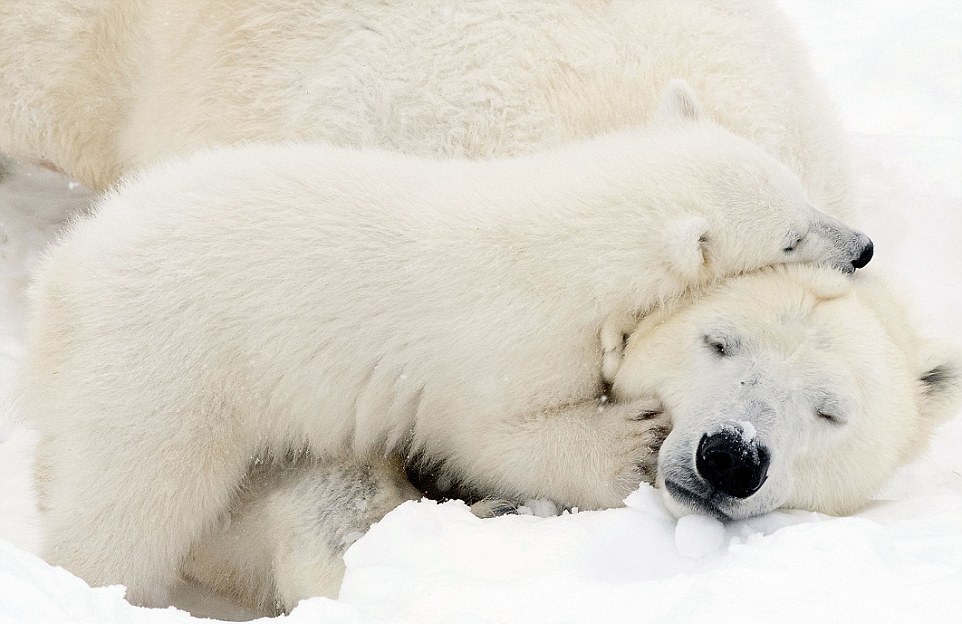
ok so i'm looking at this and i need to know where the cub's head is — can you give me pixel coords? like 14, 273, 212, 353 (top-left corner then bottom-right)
652, 80, 873, 277
610, 265, 961, 519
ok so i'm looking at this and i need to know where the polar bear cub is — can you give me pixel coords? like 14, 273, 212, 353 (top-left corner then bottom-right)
19, 83, 871, 606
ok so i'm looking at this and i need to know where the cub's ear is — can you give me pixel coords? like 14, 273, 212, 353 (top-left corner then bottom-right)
654, 79, 702, 124
917, 342, 962, 426
663, 215, 710, 281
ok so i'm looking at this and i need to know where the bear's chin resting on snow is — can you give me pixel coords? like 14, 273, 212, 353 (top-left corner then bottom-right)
17, 107, 873, 611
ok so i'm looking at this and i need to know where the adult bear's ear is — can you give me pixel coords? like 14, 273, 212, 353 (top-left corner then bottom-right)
906, 341, 962, 460
917, 342, 962, 425
654, 79, 702, 123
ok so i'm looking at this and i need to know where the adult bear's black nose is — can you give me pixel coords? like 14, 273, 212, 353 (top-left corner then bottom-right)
695, 430, 770, 498
851, 237, 873, 270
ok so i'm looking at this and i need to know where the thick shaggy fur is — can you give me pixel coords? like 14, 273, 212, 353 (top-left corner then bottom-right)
3, 0, 956, 616
1, 0, 851, 216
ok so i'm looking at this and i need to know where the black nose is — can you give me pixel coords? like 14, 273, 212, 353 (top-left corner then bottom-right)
851, 239, 873, 270
695, 430, 770, 499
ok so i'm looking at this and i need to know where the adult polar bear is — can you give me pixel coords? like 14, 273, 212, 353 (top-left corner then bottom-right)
0, 0, 850, 219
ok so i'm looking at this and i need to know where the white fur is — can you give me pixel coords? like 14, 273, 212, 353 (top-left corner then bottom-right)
1, 0, 953, 615
0, 0, 852, 218
0, 404, 42, 556
18, 115, 859, 606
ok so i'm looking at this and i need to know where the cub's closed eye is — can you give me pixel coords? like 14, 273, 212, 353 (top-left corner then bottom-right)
783, 234, 804, 253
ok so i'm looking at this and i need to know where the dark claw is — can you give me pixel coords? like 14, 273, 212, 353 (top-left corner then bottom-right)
635, 409, 663, 420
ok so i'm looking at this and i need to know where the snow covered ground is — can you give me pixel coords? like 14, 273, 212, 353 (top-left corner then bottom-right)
1, 1, 960, 622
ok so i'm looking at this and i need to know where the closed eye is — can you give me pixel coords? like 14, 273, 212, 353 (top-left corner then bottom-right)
816, 409, 847, 426
814, 390, 850, 426
783, 234, 805, 253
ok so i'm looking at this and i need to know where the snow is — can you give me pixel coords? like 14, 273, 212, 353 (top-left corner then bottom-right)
674, 513, 726, 559
708, 420, 758, 444
1, 2, 961, 623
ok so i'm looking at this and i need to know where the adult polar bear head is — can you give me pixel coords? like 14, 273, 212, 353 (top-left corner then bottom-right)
611, 265, 961, 519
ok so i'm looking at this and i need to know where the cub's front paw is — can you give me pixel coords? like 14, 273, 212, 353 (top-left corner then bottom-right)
601, 312, 636, 384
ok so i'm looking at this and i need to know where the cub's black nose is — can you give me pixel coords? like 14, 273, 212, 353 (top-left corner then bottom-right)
695, 430, 770, 499
851, 239, 874, 270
